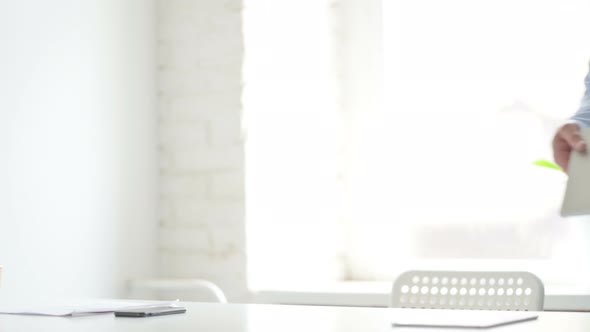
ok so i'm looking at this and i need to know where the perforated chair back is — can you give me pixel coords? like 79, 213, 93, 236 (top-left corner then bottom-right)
391, 271, 544, 311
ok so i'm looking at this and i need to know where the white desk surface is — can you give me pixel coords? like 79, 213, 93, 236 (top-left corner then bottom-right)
0, 302, 587, 332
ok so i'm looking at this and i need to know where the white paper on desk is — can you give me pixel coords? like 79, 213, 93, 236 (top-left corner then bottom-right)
392, 309, 538, 328
0, 300, 179, 317
561, 128, 590, 217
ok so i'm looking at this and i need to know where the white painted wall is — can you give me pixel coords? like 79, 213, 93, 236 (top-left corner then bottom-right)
0, 0, 157, 301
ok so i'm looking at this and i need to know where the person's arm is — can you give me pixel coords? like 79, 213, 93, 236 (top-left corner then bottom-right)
569, 69, 590, 128
552, 68, 590, 172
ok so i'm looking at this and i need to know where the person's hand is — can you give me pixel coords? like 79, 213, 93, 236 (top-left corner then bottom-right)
553, 122, 586, 172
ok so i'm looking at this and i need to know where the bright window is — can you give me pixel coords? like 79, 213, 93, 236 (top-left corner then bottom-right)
244, 0, 590, 291
363, 0, 590, 286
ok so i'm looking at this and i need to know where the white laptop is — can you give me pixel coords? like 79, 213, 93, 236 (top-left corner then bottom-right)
392, 309, 538, 329
561, 128, 590, 217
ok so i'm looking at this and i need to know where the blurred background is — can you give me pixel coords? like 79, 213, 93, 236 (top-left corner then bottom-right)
1, 0, 590, 307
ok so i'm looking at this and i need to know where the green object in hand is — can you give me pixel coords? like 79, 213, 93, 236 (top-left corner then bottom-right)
532, 160, 562, 172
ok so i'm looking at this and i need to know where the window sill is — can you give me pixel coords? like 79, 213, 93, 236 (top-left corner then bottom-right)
251, 281, 590, 312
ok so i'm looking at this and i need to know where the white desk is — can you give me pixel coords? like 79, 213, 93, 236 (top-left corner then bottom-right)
252, 281, 590, 311
0, 302, 587, 331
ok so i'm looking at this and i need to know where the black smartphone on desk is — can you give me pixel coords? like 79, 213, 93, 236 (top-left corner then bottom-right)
114, 307, 186, 317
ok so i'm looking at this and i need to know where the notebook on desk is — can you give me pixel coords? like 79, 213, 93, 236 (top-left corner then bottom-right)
392, 309, 538, 329
0, 300, 180, 317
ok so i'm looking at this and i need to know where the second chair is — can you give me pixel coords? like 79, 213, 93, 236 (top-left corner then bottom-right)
391, 270, 544, 311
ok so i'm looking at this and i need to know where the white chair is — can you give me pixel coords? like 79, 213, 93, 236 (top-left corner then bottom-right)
128, 278, 227, 303
391, 271, 544, 311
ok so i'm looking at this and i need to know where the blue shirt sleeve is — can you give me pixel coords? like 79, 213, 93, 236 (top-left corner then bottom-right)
570, 68, 590, 128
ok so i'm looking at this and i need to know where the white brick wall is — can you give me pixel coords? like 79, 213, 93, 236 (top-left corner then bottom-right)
157, 0, 247, 302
